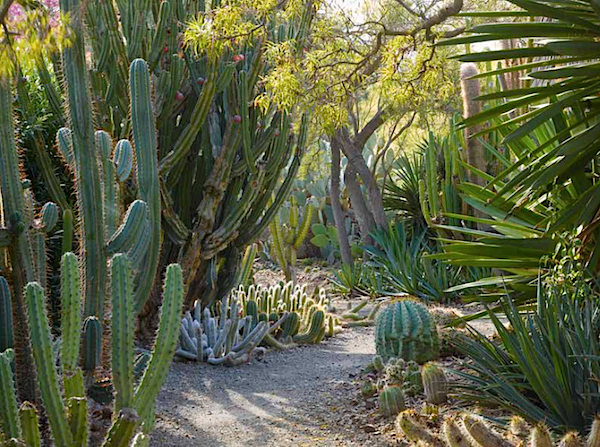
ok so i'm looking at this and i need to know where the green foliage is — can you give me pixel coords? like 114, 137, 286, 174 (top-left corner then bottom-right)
384, 151, 427, 231
375, 299, 439, 364
366, 222, 470, 302
450, 272, 600, 433
331, 262, 382, 297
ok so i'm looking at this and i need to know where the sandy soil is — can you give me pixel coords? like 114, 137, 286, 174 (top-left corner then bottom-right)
151, 327, 387, 447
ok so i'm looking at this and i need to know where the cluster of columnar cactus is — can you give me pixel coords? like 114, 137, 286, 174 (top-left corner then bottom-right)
269, 192, 316, 281
0, 253, 184, 445
396, 411, 600, 447
375, 300, 439, 364
8, 0, 315, 333
176, 295, 286, 366
235, 282, 341, 348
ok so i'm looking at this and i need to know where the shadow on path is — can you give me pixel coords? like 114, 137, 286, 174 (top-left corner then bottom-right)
151, 328, 375, 446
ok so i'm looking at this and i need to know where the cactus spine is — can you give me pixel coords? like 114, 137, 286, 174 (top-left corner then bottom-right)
375, 299, 439, 363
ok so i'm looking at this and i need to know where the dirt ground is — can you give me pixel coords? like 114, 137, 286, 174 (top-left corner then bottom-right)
150, 264, 499, 447
151, 326, 388, 447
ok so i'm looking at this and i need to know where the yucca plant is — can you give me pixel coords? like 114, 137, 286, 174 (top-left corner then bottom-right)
451, 265, 600, 433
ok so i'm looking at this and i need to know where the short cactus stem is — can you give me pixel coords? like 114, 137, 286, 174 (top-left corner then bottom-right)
19, 402, 41, 447
422, 362, 448, 405
462, 414, 513, 447
378, 386, 406, 417
396, 410, 443, 446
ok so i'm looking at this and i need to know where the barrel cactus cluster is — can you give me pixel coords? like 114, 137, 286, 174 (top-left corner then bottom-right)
375, 299, 439, 364
235, 282, 341, 348
397, 411, 600, 447
0, 253, 184, 445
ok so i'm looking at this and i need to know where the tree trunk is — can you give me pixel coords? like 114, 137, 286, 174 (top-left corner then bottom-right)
344, 165, 376, 245
336, 128, 387, 229
330, 139, 353, 265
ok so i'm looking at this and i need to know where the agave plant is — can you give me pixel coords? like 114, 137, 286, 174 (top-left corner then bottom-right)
365, 221, 471, 302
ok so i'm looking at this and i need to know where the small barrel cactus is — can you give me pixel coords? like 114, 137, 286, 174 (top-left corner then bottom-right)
379, 386, 406, 417
422, 362, 448, 405
375, 299, 439, 363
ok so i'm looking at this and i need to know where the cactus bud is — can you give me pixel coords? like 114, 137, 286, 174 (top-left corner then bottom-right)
233, 54, 245, 63
422, 362, 447, 405
163, 45, 169, 53
274, 130, 280, 137
232, 115, 242, 124
196, 77, 205, 85
509, 415, 529, 442
175, 91, 184, 101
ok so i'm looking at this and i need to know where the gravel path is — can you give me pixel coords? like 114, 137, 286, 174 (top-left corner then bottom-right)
151, 327, 385, 447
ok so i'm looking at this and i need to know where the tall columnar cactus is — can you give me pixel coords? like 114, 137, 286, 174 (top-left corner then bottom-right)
0, 252, 184, 445
0, 75, 38, 402
269, 194, 315, 281
375, 299, 439, 364
0, 278, 13, 352
10, 0, 315, 339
